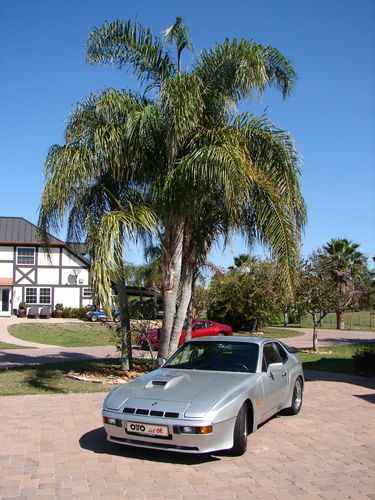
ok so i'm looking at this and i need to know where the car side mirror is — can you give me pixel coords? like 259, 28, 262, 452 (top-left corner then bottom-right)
158, 357, 166, 367
267, 362, 284, 377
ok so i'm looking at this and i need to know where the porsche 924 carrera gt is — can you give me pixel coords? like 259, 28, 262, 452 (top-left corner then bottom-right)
102, 336, 303, 455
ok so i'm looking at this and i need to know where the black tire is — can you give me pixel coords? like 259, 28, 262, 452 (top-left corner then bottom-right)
114, 315, 120, 323
90, 314, 98, 322
284, 377, 303, 415
230, 403, 248, 456
217, 332, 226, 336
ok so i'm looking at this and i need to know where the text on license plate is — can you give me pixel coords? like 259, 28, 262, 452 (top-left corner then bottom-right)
126, 421, 169, 437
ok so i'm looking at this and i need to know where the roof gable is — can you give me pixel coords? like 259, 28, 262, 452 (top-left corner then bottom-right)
0, 217, 63, 244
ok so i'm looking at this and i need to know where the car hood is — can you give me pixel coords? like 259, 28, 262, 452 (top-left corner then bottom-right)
105, 368, 256, 417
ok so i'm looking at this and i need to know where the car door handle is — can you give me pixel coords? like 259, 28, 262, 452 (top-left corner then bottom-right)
282, 372, 287, 377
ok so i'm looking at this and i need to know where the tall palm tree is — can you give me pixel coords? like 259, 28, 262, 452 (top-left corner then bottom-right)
38, 90, 156, 369
86, 17, 306, 360
322, 238, 366, 329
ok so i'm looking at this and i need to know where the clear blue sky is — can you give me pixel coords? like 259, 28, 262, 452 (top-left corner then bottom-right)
1, 0, 374, 267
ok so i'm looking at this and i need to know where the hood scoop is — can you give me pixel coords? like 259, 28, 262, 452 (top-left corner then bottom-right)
146, 374, 185, 390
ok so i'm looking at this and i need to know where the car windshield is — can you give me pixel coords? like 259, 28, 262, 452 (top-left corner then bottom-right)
164, 341, 259, 373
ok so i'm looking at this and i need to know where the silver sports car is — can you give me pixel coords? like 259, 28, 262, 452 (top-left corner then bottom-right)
102, 336, 304, 455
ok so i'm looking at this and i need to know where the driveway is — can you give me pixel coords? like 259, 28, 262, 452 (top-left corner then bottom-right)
0, 373, 374, 499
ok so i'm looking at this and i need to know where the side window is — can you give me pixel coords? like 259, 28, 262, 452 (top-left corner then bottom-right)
262, 343, 281, 371
206, 321, 214, 328
274, 342, 288, 363
194, 321, 204, 329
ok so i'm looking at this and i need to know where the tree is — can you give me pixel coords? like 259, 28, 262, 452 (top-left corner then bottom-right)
85, 17, 306, 361
206, 259, 280, 331
297, 252, 363, 350
321, 239, 367, 329
38, 90, 156, 370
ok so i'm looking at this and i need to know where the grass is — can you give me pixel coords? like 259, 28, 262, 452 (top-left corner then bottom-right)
7, 322, 303, 348
234, 327, 304, 339
0, 341, 29, 350
0, 358, 152, 396
8, 322, 115, 347
298, 343, 375, 375
1, 343, 373, 396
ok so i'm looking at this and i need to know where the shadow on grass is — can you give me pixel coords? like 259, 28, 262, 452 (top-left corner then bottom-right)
79, 427, 220, 464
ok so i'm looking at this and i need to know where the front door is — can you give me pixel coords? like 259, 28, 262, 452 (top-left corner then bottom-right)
0, 287, 11, 317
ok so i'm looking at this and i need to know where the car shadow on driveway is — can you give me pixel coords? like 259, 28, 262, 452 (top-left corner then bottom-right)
79, 427, 221, 464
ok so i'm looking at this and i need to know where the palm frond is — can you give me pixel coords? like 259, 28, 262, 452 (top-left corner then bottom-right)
86, 20, 175, 84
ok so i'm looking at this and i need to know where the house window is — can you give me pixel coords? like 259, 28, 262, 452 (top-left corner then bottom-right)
25, 287, 51, 304
25, 288, 37, 304
39, 288, 51, 304
17, 247, 35, 265
82, 288, 93, 298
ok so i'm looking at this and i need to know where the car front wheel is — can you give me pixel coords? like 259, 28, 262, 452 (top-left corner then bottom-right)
230, 403, 248, 456
284, 377, 303, 415
90, 314, 98, 322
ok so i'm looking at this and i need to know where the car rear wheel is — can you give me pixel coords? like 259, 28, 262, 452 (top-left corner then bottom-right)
284, 377, 303, 415
114, 315, 120, 323
217, 332, 226, 336
230, 403, 248, 456
90, 314, 98, 322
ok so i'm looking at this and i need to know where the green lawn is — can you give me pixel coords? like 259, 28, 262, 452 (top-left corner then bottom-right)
0, 358, 152, 396
0, 341, 29, 350
298, 343, 375, 375
8, 322, 115, 347
1, 343, 373, 396
234, 327, 304, 339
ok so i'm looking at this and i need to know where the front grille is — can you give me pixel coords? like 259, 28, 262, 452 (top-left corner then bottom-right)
123, 407, 180, 418
135, 409, 149, 415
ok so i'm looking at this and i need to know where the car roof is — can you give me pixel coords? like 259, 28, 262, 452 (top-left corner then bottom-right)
188, 336, 278, 346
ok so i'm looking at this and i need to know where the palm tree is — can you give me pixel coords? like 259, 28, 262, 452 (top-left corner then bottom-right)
322, 238, 366, 329
86, 17, 306, 360
38, 90, 156, 369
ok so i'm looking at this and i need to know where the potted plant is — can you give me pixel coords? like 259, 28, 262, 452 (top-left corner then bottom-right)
54, 303, 64, 318
18, 302, 27, 318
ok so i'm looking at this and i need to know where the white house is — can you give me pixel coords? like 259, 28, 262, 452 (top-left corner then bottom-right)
0, 217, 93, 316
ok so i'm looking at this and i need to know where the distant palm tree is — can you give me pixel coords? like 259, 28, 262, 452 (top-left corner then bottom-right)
322, 238, 366, 329
86, 17, 306, 360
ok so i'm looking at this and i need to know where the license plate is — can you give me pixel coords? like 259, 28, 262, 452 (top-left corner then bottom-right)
126, 421, 169, 437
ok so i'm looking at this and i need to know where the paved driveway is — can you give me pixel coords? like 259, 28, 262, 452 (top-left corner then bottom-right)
1, 374, 374, 499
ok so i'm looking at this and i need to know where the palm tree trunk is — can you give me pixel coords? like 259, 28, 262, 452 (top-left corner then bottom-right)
169, 263, 194, 354
114, 236, 132, 370
158, 220, 184, 362
185, 292, 194, 342
336, 310, 345, 330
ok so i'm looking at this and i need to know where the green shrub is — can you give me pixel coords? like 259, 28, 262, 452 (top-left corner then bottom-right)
62, 307, 90, 319
352, 348, 375, 376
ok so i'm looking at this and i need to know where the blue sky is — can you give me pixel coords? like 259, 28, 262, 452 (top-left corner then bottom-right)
1, 0, 374, 268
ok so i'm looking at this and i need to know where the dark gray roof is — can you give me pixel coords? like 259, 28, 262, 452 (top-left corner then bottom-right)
0, 217, 63, 244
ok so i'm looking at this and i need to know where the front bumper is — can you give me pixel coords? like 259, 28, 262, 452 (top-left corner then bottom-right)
102, 409, 236, 454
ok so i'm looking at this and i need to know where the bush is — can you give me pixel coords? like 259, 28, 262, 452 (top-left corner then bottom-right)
352, 348, 375, 376
62, 307, 90, 319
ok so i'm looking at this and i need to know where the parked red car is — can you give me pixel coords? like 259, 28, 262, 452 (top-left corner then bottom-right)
137, 319, 233, 350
